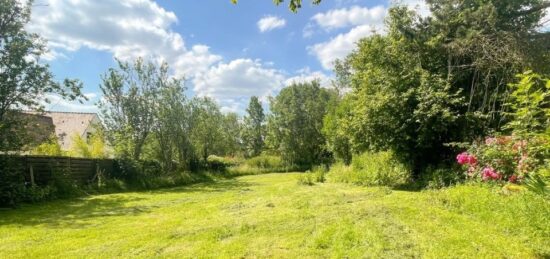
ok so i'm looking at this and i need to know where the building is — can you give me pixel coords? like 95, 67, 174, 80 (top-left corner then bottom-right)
42, 112, 102, 150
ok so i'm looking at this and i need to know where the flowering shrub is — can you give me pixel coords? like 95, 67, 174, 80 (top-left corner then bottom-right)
457, 136, 547, 184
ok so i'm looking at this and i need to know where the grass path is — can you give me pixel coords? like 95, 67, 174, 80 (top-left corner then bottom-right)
0, 173, 547, 258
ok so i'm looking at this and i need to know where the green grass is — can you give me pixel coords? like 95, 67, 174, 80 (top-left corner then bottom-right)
0, 173, 548, 258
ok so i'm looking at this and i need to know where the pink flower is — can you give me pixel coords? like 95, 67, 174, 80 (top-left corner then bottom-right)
456, 152, 470, 165
456, 152, 477, 165
482, 167, 501, 181
509, 175, 518, 183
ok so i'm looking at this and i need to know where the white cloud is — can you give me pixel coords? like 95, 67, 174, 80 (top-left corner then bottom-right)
257, 16, 287, 32
309, 24, 382, 70
193, 59, 285, 112
28, 0, 221, 78
312, 5, 386, 31
284, 67, 331, 88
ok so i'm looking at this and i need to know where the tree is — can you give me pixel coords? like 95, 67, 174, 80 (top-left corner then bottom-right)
99, 58, 167, 161
267, 81, 337, 167
0, 0, 84, 151
189, 97, 225, 163
222, 112, 243, 156
230, 0, 321, 12
242, 96, 265, 157
154, 82, 194, 170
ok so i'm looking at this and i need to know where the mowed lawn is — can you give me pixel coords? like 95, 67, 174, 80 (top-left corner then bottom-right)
0, 173, 548, 258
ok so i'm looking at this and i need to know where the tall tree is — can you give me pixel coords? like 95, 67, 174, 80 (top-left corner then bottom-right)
189, 97, 225, 163
0, 0, 84, 151
222, 112, 243, 156
242, 96, 265, 157
267, 81, 337, 167
154, 81, 193, 170
99, 58, 166, 161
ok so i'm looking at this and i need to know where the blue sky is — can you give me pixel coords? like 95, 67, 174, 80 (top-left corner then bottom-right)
28, 0, 428, 113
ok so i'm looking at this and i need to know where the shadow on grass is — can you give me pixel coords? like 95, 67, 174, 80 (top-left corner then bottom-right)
0, 177, 253, 228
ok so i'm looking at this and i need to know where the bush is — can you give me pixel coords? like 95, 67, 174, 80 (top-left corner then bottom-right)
297, 172, 315, 185
227, 155, 303, 176
329, 151, 411, 187
419, 165, 464, 189
206, 155, 242, 172
457, 135, 548, 184
297, 166, 328, 185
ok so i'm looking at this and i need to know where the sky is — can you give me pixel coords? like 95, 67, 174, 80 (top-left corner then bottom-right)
25, 0, 438, 113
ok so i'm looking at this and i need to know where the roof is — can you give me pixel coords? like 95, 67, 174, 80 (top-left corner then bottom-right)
43, 112, 101, 150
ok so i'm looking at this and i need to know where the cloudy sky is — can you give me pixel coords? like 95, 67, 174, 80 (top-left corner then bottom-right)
28, 0, 429, 113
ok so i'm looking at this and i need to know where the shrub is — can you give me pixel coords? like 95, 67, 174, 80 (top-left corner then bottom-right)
206, 155, 242, 172
245, 155, 284, 169
227, 154, 302, 176
329, 151, 410, 187
457, 135, 548, 184
297, 172, 315, 186
419, 165, 464, 189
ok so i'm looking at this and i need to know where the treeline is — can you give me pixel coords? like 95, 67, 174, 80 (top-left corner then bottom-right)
97, 57, 337, 172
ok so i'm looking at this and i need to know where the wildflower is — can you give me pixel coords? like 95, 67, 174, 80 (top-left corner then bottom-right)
456, 152, 469, 165
508, 175, 518, 183
482, 167, 501, 181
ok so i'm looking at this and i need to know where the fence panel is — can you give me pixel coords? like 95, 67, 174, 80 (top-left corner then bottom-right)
1, 155, 117, 186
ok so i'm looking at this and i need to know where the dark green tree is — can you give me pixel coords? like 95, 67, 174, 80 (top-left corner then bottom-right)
267, 81, 337, 167
242, 96, 265, 157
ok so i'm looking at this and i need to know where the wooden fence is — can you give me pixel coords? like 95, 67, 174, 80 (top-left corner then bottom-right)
1, 155, 117, 186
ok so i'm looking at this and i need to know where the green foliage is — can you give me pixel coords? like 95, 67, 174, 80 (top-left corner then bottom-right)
419, 165, 464, 189
242, 96, 265, 157
457, 73, 549, 187
226, 154, 300, 176
267, 81, 337, 167
31, 134, 64, 156
297, 166, 327, 185
99, 58, 168, 160
505, 71, 549, 139
206, 155, 240, 171
325, 1, 550, 174
69, 132, 109, 158
329, 151, 411, 187
524, 165, 550, 198
322, 95, 353, 164
297, 172, 315, 185
189, 97, 227, 163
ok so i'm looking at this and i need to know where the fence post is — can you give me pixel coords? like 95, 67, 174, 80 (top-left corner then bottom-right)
29, 165, 35, 187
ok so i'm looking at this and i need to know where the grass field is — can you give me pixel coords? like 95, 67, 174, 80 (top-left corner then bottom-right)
0, 173, 548, 258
